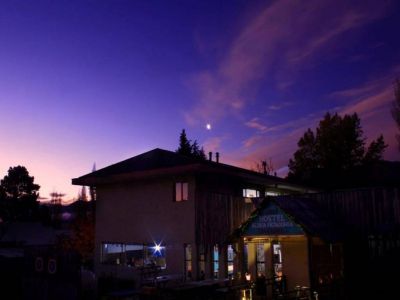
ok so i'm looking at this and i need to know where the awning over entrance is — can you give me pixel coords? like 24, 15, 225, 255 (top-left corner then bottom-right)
243, 202, 304, 236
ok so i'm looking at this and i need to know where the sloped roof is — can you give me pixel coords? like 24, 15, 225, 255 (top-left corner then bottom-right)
275, 197, 343, 242
0, 222, 61, 246
80, 148, 199, 178
72, 148, 312, 192
233, 196, 342, 243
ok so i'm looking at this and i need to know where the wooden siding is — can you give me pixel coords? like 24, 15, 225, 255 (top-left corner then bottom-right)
279, 188, 400, 236
194, 175, 257, 246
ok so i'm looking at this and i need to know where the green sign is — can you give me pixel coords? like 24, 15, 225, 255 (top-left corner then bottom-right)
244, 203, 304, 236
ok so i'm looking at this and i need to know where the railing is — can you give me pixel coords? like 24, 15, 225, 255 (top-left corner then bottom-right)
276, 285, 318, 300
137, 264, 162, 286
253, 275, 320, 300
253, 275, 287, 297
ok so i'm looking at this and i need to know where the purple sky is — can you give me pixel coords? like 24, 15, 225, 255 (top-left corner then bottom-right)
1, 0, 399, 202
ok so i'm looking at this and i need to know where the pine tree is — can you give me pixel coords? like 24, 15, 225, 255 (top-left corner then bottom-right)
0, 166, 40, 221
176, 129, 206, 160
288, 112, 387, 186
392, 79, 400, 151
176, 129, 192, 156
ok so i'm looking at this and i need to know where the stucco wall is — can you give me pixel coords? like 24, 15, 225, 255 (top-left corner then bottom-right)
95, 176, 196, 278
281, 236, 310, 291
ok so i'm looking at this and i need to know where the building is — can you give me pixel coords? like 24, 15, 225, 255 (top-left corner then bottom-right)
0, 222, 81, 299
72, 148, 311, 285
232, 196, 343, 298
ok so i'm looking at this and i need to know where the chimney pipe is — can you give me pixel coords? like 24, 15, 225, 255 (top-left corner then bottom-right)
216, 152, 219, 163
208, 152, 213, 161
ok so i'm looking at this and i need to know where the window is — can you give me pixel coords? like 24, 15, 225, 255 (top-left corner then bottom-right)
101, 243, 124, 265
243, 189, 260, 198
272, 242, 283, 278
184, 244, 192, 280
175, 182, 188, 201
145, 244, 166, 268
266, 191, 280, 197
126, 244, 144, 267
198, 244, 206, 279
101, 242, 166, 268
213, 245, 219, 279
256, 243, 265, 276
227, 244, 234, 277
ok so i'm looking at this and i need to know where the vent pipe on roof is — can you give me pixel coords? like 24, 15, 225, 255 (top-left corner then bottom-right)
208, 152, 213, 161
216, 152, 219, 163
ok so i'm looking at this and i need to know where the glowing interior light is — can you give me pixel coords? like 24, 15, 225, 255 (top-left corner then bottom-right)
153, 243, 162, 254
245, 272, 251, 281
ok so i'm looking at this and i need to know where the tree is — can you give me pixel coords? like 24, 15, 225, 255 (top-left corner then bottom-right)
288, 112, 387, 187
176, 129, 206, 160
176, 129, 192, 156
191, 141, 206, 160
80, 186, 88, 201
254, 159, 275, 175
0, 166, 40, 221
288, 128, 317, 177
364, 135, 387, 163
315, 113, 365, 169
392, 79, 400, 151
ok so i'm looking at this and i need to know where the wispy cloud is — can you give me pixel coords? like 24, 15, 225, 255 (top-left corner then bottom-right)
330, 66, 400, 120
185, 0, 390, 124
203, 136, 225, 152
245, 118, 268, 132
267, 101, 293, 111
242, 135, 263, 149
234, 67, 400, 174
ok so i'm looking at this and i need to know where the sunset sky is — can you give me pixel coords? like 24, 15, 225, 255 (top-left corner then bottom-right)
1, 0, 399, 202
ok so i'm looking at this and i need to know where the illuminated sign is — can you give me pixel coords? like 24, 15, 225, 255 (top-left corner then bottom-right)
251, 214, 293, 229
244, 203, 304, 236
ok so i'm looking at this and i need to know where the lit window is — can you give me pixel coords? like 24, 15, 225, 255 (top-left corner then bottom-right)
256, 243, 265, 276
199, 245, 206, 279
243, 189, 260, 198
273, 242, 283, 278
184, 244, 192, 280
213, 245, 219, 279
175, 182, 188, 202
266, 191, 279, 197
227, 244, 234, 277
101, 242, 166, 269
101, 243, 124, 265
125, 244, 144, 267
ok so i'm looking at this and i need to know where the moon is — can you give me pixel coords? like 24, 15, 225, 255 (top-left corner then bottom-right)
206, 123, 212, 130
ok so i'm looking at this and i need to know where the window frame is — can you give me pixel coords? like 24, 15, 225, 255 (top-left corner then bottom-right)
175, 182, 189, 202
100, 242, 166, 269
184, 243, 192, 280
213, 244, 219, 279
